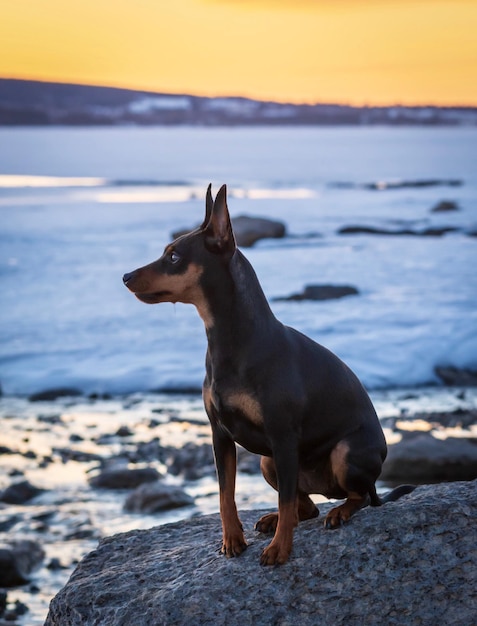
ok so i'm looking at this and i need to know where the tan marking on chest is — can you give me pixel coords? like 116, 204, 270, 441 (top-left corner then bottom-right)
226, 392, 264, 426
202, 386, 214, 417
193, 291, 214, 331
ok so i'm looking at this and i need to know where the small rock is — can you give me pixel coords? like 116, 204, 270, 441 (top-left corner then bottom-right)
88, 392, 112, 400
0, 515, 20, 533
166, 442, 216, 480
435, 365, 477, 386
115, 426, 133, 437
274, 284, 359, 302
0, 480, 44, 505
89, 467, 161, 489
133, 439, 164, 463
28, 387, 82, 402
363, 178, 462, 190
124, 481, 194, 513
47, 558, 65, 571
431, 200, 459, 212
339, 225, 458, 237
11, 599, 29, 617
0, 540, 45, 587
53, 448, 102, 463
37, 414, 63, 424
65, 528, 98, 541
7, 468, 23, 478
420, 226, 459, 236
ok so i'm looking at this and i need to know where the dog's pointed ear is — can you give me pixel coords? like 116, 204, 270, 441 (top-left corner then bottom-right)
200, 183, 214, 229
204, 184, 236, 257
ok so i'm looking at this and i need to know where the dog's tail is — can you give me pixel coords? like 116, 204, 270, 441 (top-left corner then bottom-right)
368, 484, 416, 507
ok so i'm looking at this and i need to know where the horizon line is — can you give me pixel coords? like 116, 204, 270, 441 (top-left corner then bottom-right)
2, 75, 477, 111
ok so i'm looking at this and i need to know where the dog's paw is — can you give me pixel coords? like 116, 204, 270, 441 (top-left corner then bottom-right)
221, 533, 248, 558
260, 540, 291, 566
324, 504, 354, 529
324, 495, 366, 529
255, 512, 279, 534
324, 510, 347, 529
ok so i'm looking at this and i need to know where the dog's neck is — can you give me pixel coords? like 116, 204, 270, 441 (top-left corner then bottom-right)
200, 250, 278, 369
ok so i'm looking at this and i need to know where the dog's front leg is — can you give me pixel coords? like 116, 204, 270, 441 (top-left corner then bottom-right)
260, 439, 299, 566
212, 426, 247, 557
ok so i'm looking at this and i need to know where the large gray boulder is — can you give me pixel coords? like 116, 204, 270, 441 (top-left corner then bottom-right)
172, 215, 286, 248
381, 434, 477, 483
45, 481, 476, 626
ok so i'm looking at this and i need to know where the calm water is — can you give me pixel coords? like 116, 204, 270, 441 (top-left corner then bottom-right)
1, 126, 476, 396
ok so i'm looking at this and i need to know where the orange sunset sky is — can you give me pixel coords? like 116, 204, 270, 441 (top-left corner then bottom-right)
1, 0, 476, 106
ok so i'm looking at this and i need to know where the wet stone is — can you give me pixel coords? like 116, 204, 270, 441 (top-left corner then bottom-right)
124, 481, 194, 513
0, 480, 45, 505
88, 466, 162, 489
0, 540, 45, 587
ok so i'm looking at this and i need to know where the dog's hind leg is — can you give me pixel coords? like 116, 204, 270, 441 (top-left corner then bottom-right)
323, 439, 381, 529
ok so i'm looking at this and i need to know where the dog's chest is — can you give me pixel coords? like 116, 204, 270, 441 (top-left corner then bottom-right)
203, 377, 271, 455
223, 390, 264, 426
207, 383, 265, 429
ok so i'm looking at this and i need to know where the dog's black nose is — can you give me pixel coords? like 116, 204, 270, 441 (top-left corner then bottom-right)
123, 272, 134, 285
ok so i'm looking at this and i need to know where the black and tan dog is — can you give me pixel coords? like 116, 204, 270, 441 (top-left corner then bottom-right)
123, 184, 414, 566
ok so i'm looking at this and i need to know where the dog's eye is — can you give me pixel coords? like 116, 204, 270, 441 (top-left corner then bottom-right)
170, 251, 181, 264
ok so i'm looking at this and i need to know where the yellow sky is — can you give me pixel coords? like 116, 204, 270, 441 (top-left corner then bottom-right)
1, 0, 476, 106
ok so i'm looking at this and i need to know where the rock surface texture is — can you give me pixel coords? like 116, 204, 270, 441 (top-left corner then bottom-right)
45, 481, 476, 626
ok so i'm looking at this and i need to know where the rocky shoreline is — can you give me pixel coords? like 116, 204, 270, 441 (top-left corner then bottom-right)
0, 388, 476, 625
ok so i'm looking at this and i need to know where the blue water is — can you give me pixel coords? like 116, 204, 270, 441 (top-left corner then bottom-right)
1, 126, 476, 395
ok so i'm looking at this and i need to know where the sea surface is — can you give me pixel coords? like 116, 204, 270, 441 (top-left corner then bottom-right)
1, 126, 476, 396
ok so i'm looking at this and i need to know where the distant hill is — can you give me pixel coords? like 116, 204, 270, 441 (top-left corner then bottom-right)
1, 78, 476, 126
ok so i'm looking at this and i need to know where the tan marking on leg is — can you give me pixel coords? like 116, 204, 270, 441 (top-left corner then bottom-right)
219, 450, 247, 557
260, 500, 298, 566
